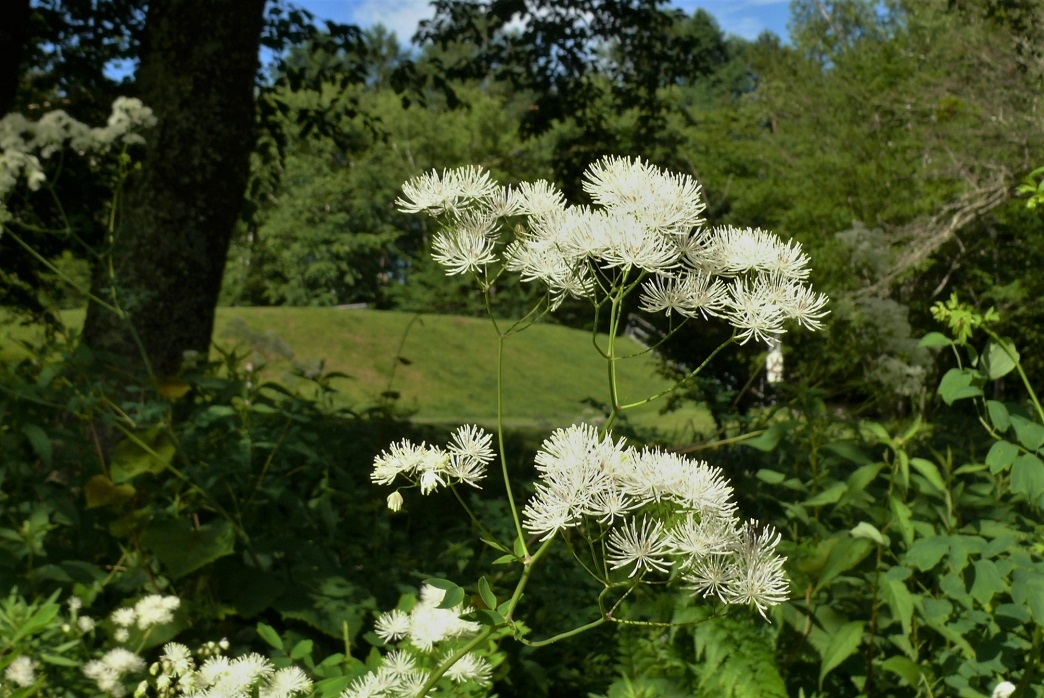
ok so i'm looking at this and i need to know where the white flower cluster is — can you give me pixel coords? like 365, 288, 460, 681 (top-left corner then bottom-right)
110, 594, 181, 642
345, 584, 491, 697
3, 655, 38, 688
523, 423, 789, 617
371, 425, 495, 499
0, 96, 156, 200
84, 648, 147, 697
397, 157, 829, 343
133, 643, 312, 698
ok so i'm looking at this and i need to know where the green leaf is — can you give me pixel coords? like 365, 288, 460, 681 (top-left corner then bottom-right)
937, 368, 983, 405
257, 623, 283, 651
1011, 415, 1044, 452
20, 424, 52, 467
986, 440, 1019, 473
982, 339, 1019, 379
1011, 453, 1044, 501
905, 536, 949, 571
141, 518, 236, 579
480, 538, 509, 553
477, 577, 497, 610
850, 522, 885, 545
819, 620, 864, 688
817, 537, 873, 590
1012, 570, 1044, 625
804, 482, 847, 507
824, 442, 873, 465
881, 577, 913, 636
290, 639, 313, 660
471, 609, 505, 626
969, 559, 1005, 605
918, 332, 953, 348
847, 463, 885, 494
861, 421, 893, 445
437, 585, 465, 610
889, 495, 914, 547
910, 457, 947, 494
880, 656, 924, 687
742, 422, 797, 452
756, 469, 786, 484
9, 602, 60, 644
492, 554, 516, 565
40, 652, 82, 667
986, 400, 1011, 433
110, 427, 176, 483
424, 578, 458, 591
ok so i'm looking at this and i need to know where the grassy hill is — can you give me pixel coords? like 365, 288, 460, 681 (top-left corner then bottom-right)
1, 307, 712, 438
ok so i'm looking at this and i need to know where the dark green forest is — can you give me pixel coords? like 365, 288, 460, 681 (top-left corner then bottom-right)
2, 0, 1044, 696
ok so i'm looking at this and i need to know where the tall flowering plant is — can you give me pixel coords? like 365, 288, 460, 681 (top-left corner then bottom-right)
350, 157, 829, 697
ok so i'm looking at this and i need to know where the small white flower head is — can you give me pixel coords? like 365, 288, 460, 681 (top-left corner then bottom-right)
83, 648, 146, 697
406, 584, 481, 652
67, 596, 83, 612
606, 515, 673, 577
77, 615, 97, 633
381, 649, 416, 677
338, 669, 394, 698
374, 609, 412, 643
993, 681, 1017, 698
396, 165, 498, 215
111, 606, 136, 627
431, 215, 499, 275
445, 424, 495, 487
444, 651, 493, 685
133, 594, 180, 629
5, 655, 38, 688
582, 155, 706, 236
115, 627, 131, 643
160, 642, 195, 676
386, 490, 404, 512
725, 523, 790, 618
260, 665, 313, 698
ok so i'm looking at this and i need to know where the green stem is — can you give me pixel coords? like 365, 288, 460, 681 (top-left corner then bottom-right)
618, 335, 736, 411
985, 328, 1044, 424
417, 626, 497, 695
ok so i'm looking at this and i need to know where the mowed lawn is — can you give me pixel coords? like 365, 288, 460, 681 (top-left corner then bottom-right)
2, 307, 712, 438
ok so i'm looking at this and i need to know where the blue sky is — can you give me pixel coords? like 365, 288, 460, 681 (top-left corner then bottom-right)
296, 0, 792, 44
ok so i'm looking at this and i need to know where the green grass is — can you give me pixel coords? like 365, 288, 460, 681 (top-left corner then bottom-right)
1, 307, 712, 438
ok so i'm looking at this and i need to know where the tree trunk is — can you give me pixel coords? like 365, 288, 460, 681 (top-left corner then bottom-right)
82, 0, 266, 379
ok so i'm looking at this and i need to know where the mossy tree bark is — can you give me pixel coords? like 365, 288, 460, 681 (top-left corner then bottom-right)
82, 0, 266, 379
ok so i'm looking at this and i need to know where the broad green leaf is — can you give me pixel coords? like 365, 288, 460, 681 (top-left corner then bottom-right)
823, 442, 873, 465
880, 577, 913, 635
880, 656, 924, 687
1012, 570, 1044, 625
905, 537, 949, 571
889, 496, 914, 547
847, 463, 884, 494
986, 400, 1011, 433
84, 475, 136, 509
471, 609, 505, 627
910, 457, 947, 494
257, 623, 283, 651
437, 586, 465, 610
424, 578, 459, 591
850, 522, 885, 545
742, 422, 797, 452
1011, 454, 1044, 501
141, 518, 235, 579
969, 559, 1005, 605
817, 537, 873, 590
9, 602, 60, 644
819, 620, 864, 688
110, 427, 176, 483
1011, 415, 1044, 452
982, 339, 1019, 379
20, 424, 52, 467
986, 440, 1019, 473
917, 332, 953, 348
804, 482, 847, 507
492, 554, 516, 565
937, 368, 983, 405
290, 639, 313, 660
756, 469, 786, 484
477, 577, 497, 610
861, 421, 892, 446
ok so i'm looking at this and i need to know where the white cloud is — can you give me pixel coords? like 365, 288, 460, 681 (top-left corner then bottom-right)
303, 0, 436, 45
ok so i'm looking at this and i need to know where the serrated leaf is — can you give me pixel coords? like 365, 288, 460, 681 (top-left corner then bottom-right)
257, 623, 283, 651
819, 620, 864, 688
986, 440, 1019, 473
986, 400, 1011, 433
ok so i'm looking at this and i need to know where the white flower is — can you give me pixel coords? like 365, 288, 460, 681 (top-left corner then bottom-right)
111, 606, 136, 627
77, 615, 96, 633
386, 491, 404, 512
445, 424, 494, 487
374, 609, 411, 643
443, 651, 492, 684
667, 513, 738, 560
134, 594, 180, 629
431, 218, 499, 275
993, 681, 1017, 698
582, 155, 706, 236
160, 642, 195, 676
381, 649, 416, 677
639, 271, 727, 319
260, 666, 313, 698
723, 523, 789, 619
5, 655, 37, 688
406, 584, 481, 652
606, 515, 673, 577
